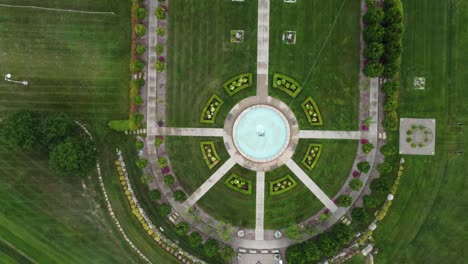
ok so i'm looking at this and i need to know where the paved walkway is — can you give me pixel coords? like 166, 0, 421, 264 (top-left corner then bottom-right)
298, 130, 361, 140
256, 0, 270, 102
182, 158, 236, 210
145, 0, 158, 131
285, 159, 338, 212
147, 127, 224, 137
255, 171, 265, 240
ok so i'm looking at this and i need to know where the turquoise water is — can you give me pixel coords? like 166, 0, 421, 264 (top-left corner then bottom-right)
234, 107, 288, 161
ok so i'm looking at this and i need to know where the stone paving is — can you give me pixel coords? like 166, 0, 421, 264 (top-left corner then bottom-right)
255, 171, 265, 240
147, 127, 224, 137
256, 0, 270, 102
298, 130, 362, 140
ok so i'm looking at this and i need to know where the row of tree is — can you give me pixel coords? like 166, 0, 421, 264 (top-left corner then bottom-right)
1, 111, 96, 177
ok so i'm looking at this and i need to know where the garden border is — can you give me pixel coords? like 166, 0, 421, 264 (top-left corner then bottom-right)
223, 73, 253, 96
272, 73, 303, 98
224, 173, 253, 195
200, 94, 224, 124
301, 96, 323, 126
301, 143, 323, 170
200, 141, 222, 169
269, 174, 297, 196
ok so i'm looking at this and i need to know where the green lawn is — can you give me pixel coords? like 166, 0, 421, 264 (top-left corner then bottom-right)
373, 1, 468, 263
269, 0, 361, 130
166, 0, 258, 128
0, 1, 178, 263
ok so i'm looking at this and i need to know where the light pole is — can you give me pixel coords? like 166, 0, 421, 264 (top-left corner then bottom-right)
4, 73, 28, 86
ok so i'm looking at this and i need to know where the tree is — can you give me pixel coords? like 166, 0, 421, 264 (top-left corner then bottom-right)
286, 223, 302, 241
317, 233, 339, 257
158, 203, 171, 217
384, 97, 398, 111
173, 190, 187, 202
49, 137, 96, 177
2, 110, 41, 150
370, 178, 391, 193
331, 223, 353, 245
383, 61, 400, 78
382, 81, 399, 96
383, 41, 402, 62
357, 161, 371, 173
304, 240, 321, 262
383, 23, 404, 43
286, 243, 305, 264
380, 144, 397, 156
39, 113, 75, 148
175, 221, 190, 236
351, 207, 369, 224
349, 179, 363, 191
135, 24, 146, 36
377, 162, 393, 175
383, 110, 398, 131
337, 195, 352, 207
364, 42, 384, 60
203, 239, 219, 257
364, 61, 384, 77
383, 7, 403, 26
188, 232, 203, 248
164, 175, 175, 186
363, 195, 379, 208
363, 7, 384, 25
363, 24, 385, 43
220, 246, 235, 261
149, 189, 161, 200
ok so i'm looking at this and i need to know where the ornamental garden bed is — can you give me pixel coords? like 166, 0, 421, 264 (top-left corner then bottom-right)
301, 96, 323, 125
200, 94, 224, 124
301, 143, 322, 170
224, 173, 252, 195
269, 175, 297, 195
272, 73, 302, 98
200, 141, 221, 169
223, 73, 253, 96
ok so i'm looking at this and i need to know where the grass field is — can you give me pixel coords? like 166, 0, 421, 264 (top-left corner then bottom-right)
269, 0, 361, 130
166, 0, 258, 128
373, 0, 468, 263
0, 1, 178, 263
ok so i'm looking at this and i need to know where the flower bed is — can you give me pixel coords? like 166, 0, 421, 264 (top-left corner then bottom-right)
272, 73, 302, 98
200, 141, 221, 169
301, 96, 323, 126
269, 175, 297, 196
200, 94, 224, 124
224, 174, 252, 195
223, 73, 253, 96
301, 143, 323, 170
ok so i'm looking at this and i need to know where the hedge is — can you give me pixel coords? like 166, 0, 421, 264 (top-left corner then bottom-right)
108, 120, 130, 131
200, 94, 224, 124
272, 73, 302, 98
301, 143, 323, 170
269, 175, 297, 195
224, 174, 252, 195
301, 97, 323, 125
222, 73, 253, 96
200, 141, 221, 169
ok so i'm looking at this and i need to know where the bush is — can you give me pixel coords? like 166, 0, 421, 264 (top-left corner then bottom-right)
129, 113, 144, 131
286, 223, 302, 241
135, 140, 144, 150
365, 0, 377, 7
364, 61, 384, 77
384, 97, 398, 111
384, 23, 404, 43
286, 243, 305, 264
155, 44, 164, 54
351, 207, 369, 223
136, 7, 147, 19
155, 6, 167, 19
383, 7, 403, 26
364, 24, 385, 43
385, 0, 403, 9
130, 60, 144, 73
220, 246, 235, 261
154, 136, 164, 147
135, 158, 148, 168
135, 44, 146, 55
135, 24, 146, 36
381, 144, 397, 156
364, 42, 384, 60
370, 177, 391, 193
357, 161, 371, 173
2, 110, 41, 150
156, 27, 165, 36
134, 95, 143, 106
164, 175, 175, 186
383, 61, 400, 78
331, 223, 353, 245
382, 110, 398, 131
188, 232, 203, 248
175, 221, 190, 236
155, 61, 165, 72
203, 239, 219, 257
140, 173, 153, 184
363, 7, 384, 25
317, 233, 339, 257
39, 113, 75, 148
134, 78, 145, 87
349, 179, 363, 191
363, 195, 378, 208
173, 190, 187, 202
382, 81, 399, 96
149, 189, 161, 200
337, 195, 352, 207
362, 142, 375, 154
49, 137, 96, 177
383, 41, 402, 62
158, 203, 171, 216
304, 240, 321, 262
377, 162, 393, 175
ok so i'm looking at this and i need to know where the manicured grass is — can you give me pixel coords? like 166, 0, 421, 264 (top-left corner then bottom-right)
269, 0, 361, 130
293, 139, 358, 197
198, 165, 256, 228
166, 0, 258, 128
373, 1, 467, 263
265, 166, 323, 230
0, 2, 178, 263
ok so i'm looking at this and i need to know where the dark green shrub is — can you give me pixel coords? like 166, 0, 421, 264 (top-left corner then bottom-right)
203, 239, 219, 257
173, 190, 187, 202
383, 7, 403, 26
155, 44, 164, 54
377, 162, 393, 175
383, 41, 402, 62
135, 158, 148, 168
175, 221, 190, 236
135, 24, 146, 36
149, 189, 161, 200
136, 7, 147, 19
286, 243, 305, 264
134, 78, 145, 87
158, 203, 171, 216
2, 111, 41, 150
384, 23, 404, 43
220, 246, 235, 261
364, 24, 385, 43
134, 95, 143, 106
188, 232, 203, 248
364, 42, 384, 60
365, 0, 377, 7
135, 44, 146, 54
382, 81, 399, 96
381, 144, 397, 156
363, 7, 384, 25
363, 195, 378, 208
49, 137, 96, 177
385, 0, 403, 9
337, 195, 352, 207
364, 61, 384, 77
304, 240, 320, 262
383, 61, 400, 78
370, 177, 391, 193
357, 161, 371, 173
383, 110, 398, 131
317, 233, 339, 257
135, 140, 144, 150
164, 175, 175, 186
362, 142, 375, 154
155, 6, 167, 19
349, 179, 363, 191
331, 223, 353, 245
130, 60, 144, 73
351, 207, 369, 223
384, 97, 398, 111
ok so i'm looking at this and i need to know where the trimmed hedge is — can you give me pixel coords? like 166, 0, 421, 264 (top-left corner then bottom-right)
223, 73, 253, 96
108, 120, 130, 131
301, 143, 323, 170
200, 141, 221, 169
273, 73, 302, 98
301, 96, 323, 126
200, 94, 224, 124
269, 175, 297, 196
224, 174, 252, 195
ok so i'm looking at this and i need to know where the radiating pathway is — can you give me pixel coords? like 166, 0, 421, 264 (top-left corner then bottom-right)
256, 0, 270, 102
298, 130, 361, 140
147, 127, 224, 137
255, 171, 265, 240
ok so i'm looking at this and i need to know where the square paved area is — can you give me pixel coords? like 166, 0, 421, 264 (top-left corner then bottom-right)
399, 118, 436, 155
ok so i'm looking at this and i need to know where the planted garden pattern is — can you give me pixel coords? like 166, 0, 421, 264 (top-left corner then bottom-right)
224, 174, 252, 195
272, 73, 302, 98
200, 94, 224, 124
302, 96, 323, 125
200, 141, 221, 169
223, 73, 253, 96
301, 143, 323, 170
269, 175, 297, 196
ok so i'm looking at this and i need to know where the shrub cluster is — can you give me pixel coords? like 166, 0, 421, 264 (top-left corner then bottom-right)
362, 4, 385, 77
